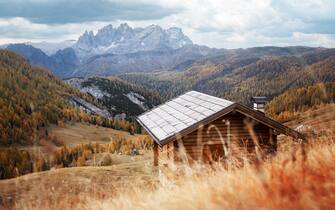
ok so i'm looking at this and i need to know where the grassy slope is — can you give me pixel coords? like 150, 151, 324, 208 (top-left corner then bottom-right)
11, 122, 147, 154
284, 104, 335, 137
99, 140, 335, 210
0, 150, 157, 208
49, 123, 144, 147
0, 104, 334, 209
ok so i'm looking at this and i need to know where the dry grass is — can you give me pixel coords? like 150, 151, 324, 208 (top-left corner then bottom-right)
0, 150, 158, 209
49, 123, 144, 147
91, 139, 335, 210
9, 123, 147, 155
1, 105, 335, 209
1, 138, 333, 210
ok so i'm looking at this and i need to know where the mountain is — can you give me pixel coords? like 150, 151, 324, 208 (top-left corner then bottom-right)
72, 44, 222, 76
27, 40, 76, 55
65, 77, 162, 117
4, 23, 206, 78
119, 47, 335, 104
5, 24, 335, 81
0, 49, 101, 146
73, 23, 193, 59
6, 44, 79, 78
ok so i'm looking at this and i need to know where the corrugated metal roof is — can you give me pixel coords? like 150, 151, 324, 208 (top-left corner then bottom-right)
137, 91, 234, 143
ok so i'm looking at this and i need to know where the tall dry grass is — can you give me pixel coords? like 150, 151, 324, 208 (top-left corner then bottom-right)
4, 136, 335, 210
89, 139, 335, 210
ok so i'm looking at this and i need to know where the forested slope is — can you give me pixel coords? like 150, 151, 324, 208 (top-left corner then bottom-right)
0, 50, 97, 145
266, 82, 335, 122
120, 48, 335, 104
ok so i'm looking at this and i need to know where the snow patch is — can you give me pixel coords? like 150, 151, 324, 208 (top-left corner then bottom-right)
65, 78, 110, 99
68, 96, 110, 119
125, 92, 147, 110
81, 86, 110, 99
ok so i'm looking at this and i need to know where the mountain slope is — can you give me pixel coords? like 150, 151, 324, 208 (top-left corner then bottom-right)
27, 40, 76, 55
119, 47, 335, 104
66, 77, 162, 117
0, 50, 98, 145
72, 45, 221, 76
6, 44, 79, 77
265, 82, 335, 122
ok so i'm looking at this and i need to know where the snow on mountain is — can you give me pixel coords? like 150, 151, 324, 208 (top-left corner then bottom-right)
65, 78, 110, 99
125, 92, 147, 110
73, 23, 193, 59
68, 96, 111, 119
81, 86, 111, 99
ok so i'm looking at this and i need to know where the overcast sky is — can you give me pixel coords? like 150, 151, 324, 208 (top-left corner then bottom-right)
0, 0, 335, 48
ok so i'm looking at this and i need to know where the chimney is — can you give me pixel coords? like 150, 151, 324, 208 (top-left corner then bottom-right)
251, 96, 268, 112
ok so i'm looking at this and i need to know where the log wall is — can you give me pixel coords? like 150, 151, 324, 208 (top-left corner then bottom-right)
175, 111, 277, 162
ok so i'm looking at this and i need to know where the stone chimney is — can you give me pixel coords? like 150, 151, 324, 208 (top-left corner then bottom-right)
251, 96, 268, 112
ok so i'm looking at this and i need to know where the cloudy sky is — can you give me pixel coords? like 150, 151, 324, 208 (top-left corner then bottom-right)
0, 0, 335, 48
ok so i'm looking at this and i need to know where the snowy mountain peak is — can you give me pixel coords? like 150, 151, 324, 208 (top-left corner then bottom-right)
73, 23, 193, 59
119, 23, 131, 29
77, 30, 95, 47
99, 24, 114, 32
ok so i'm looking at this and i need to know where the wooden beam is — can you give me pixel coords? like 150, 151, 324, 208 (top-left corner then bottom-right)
153, 142, 158, 166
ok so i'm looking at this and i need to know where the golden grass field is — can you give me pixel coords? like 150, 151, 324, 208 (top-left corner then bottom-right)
94, 139, 335, 210
0, 149, 158, 209
11, 123, 146, 154
0, 104, 335, 210
49, 123, 143, 147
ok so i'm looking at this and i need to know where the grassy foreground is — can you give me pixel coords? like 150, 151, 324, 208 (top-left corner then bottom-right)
7, 138, 334, 210
90, 139, 335, 210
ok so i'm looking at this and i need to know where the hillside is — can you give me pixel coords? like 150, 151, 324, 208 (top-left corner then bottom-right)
65, 77, 162, 117
6, 44, 79, 78
119, 48, 335, 104
0, 49, 102, 146
0, 150, 157, 207
266, 82, 335, 122
284, 103, 335, 139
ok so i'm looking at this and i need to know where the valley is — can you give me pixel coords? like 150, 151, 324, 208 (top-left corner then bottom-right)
119, 47, 335, 104
1, 19, 335, 210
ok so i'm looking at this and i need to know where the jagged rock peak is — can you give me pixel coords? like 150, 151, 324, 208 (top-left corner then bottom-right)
73, 23, 193, 58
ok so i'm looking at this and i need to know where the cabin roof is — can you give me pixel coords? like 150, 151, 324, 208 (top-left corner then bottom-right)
137, 91, 303, 146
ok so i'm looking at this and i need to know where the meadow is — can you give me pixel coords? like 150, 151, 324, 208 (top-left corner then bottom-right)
1, 105, 334, 210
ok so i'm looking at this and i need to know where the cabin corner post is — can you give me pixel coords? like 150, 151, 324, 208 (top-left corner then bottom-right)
269, 128, 277, 152
153, 141, 159, 166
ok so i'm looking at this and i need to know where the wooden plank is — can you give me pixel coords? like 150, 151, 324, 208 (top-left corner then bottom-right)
153, 142, 158, 166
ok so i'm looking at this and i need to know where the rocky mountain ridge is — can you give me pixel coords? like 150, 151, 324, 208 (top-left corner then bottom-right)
73, 23, 193, 59
65, 77, 161, 118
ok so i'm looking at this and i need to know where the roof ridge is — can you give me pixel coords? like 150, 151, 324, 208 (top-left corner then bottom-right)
137, 90, 195, 118
184, 91, 234, 108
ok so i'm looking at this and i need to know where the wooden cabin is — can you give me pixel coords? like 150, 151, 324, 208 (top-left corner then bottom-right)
137, 91, 303, 166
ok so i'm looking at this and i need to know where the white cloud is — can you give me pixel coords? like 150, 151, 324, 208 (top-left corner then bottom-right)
0, 0, 335, 48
